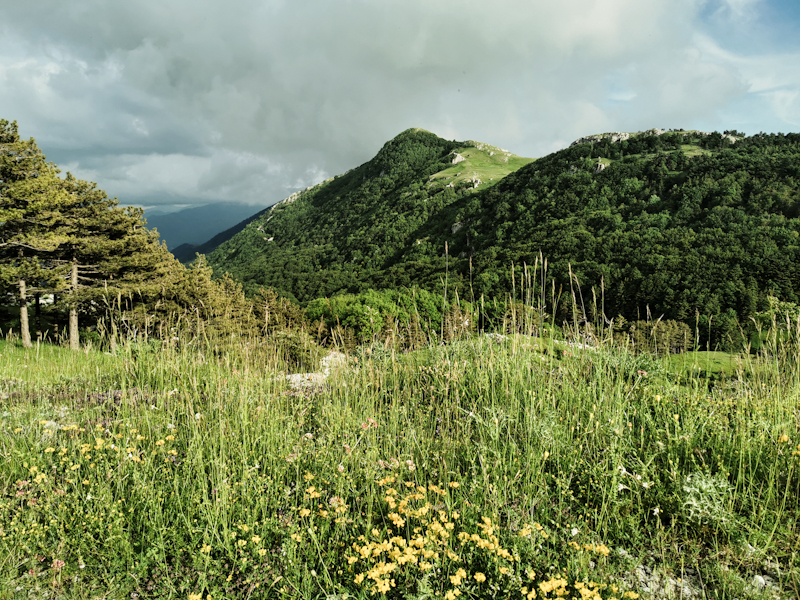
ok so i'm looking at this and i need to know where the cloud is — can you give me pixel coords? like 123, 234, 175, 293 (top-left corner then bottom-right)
63, 148, 299, 207
1, 0, 797, 211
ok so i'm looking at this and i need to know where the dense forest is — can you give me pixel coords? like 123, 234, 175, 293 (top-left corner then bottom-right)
206, 129, 532, 300
208, 128, 800, 346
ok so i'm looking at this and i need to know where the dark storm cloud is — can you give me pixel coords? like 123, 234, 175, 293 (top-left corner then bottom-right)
1, 0, 797, 210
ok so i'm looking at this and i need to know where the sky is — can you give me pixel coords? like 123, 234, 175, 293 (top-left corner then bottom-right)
2, 0, 800, 214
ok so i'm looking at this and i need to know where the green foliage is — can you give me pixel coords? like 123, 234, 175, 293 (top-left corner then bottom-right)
207, 128, 531, 303
209, 128, 800, 349
305, 287, 474, 348
615, 319, 694, 355
0, 121, 272, 351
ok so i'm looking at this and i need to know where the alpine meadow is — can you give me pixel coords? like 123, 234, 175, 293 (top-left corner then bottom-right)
2, 119, 800, 600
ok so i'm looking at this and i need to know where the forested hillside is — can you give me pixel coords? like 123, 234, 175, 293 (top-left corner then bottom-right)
446, 130, 800, 342
206, 128, 533, 299
208, 128, 800, 344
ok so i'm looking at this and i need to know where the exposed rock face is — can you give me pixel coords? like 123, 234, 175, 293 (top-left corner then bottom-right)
596, 160, 607, 173
452, 153, 466, 164
570, 132, 631, 147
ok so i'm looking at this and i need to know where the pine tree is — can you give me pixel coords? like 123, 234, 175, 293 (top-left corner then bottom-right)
55, 173, 177, 349
1, 120, 177, 349
2, 120, 264, 350
0, 120, 71, 346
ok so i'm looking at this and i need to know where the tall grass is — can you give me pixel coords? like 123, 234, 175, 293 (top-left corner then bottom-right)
0, 312, 799, 598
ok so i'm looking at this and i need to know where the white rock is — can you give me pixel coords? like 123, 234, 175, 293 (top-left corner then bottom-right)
751, 575, 766, 591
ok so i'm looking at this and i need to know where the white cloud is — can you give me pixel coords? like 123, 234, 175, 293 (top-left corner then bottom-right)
715, 0, 763, 19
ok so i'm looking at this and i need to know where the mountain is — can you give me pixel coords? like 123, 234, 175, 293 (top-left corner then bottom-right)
144, 202, 264, 250
171, 208, 269, 262
205, 128, 533, 300
207, 127, 800, 343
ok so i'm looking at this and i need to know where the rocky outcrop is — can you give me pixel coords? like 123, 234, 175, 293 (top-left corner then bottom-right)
570, 132, 632, 147
452, 153, 466, 164
286, 351, 348, 390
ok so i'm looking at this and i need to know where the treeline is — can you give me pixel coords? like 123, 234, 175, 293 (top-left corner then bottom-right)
9, 120, 800, 352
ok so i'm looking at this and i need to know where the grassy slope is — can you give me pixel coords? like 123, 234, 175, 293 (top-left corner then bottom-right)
1, 334, 798, 599
428, 143, 534, 191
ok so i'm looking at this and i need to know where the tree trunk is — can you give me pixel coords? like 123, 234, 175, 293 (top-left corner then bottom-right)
70, 261, 79, 351
34, 293, 42, 339
19, 279, 32, 348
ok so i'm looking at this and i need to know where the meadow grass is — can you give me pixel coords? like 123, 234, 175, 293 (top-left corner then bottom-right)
0, 329, 798, 599
427, 145, 534, 192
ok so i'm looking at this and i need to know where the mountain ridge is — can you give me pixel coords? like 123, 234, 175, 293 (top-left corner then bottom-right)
205, 128, 533, 300
204, 127, 800, 344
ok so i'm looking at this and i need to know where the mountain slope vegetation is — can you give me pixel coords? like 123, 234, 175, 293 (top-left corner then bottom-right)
206, 128, 533, 300
208, 127, 800, 345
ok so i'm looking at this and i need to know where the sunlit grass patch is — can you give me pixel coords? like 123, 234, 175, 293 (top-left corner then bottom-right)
0, 330, 799, 598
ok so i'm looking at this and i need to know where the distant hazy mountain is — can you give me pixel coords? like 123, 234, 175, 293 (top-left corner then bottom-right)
170, 208, 270, 263
144, 202, 264, 250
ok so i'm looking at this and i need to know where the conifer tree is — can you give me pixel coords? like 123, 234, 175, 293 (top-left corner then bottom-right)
55, 173, 178, 349
0, 120, 71, 346
1, 120, 178, 349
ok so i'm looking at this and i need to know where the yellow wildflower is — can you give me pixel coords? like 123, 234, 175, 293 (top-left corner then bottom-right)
450, 568, 467, 586
474, 572, 486, 582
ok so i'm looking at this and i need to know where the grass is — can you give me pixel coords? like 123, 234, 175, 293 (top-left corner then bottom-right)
0, 328, 799, 599
680, 145, 712, 158
665, 350, 742, 378
428, 143, 534, 192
